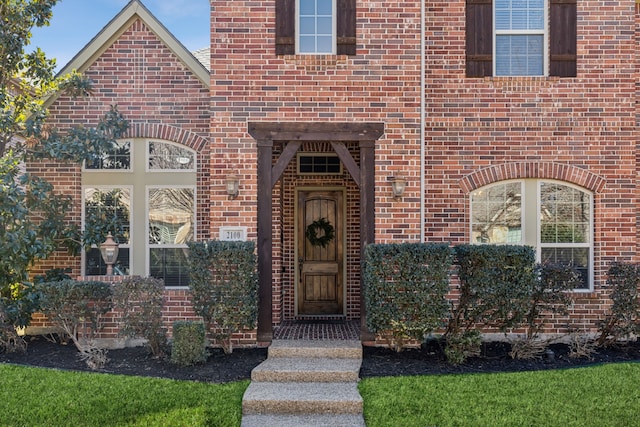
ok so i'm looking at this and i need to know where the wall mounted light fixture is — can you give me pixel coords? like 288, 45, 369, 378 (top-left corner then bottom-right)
389, 176, 407, 200
99, 233, 119, 276
226, 174, 240, 199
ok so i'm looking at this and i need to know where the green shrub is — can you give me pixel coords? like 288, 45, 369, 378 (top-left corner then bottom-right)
0, 302, 26, 353
187, 240, 258, 354
112, 276, 168, 358
38, 280, 112, 369
171, 320, 208, 367
509, 262, 580, 359
444, 330, 481, 366
0, 282, 42, 331
597, 262, 640, 347
444, 245, 537, 363
364, 243, 453, 351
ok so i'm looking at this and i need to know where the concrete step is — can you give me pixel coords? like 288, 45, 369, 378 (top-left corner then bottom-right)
251, 357, 361, 383
242, 382, 363, 415
268, 339, 362, 359
241, 414, 366, 427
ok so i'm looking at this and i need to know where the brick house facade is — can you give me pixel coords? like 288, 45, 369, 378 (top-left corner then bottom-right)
31, 0, 640, 345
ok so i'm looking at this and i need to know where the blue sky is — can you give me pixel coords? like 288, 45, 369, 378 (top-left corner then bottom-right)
30, 0, 210, 71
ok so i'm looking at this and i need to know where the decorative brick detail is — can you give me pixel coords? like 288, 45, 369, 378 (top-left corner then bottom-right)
124, 123, 208, 152
459, 162, 607, 194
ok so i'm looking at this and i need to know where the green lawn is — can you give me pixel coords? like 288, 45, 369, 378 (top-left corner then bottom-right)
359, 363, 640, 427
1, 362, 639, 427
0, 364, 247, 427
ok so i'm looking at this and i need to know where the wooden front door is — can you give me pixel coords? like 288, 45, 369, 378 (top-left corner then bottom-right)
297, 189, 344, 316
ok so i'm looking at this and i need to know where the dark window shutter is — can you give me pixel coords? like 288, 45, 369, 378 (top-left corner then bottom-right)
549, 0, 577, 77
337, 0, 356, 55
466, 0, 493, 77
276, 0, 295, 55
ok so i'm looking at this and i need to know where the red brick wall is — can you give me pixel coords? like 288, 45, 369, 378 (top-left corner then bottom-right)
210, 0, 424, 323
209, 1, 638, 333
29, 19, 216, 342
29, 1, 640, 343
422, 0, 638, 331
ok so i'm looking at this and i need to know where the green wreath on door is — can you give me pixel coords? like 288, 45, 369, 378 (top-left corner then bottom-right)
305, 217, 335, 248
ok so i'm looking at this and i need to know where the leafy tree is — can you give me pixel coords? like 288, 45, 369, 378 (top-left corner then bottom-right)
0, 1, 129, 332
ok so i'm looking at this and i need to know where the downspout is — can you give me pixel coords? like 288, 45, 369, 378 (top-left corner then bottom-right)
420, 0, 426, 243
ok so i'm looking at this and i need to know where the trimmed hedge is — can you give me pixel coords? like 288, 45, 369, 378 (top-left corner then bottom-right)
364, 243, 453, 351
449, 244, 537, 334
187, 240, 258, 354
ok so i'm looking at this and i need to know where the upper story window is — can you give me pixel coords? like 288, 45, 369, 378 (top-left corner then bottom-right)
276, 0, 355, 55
495, 0, 545, 76
471, 180, 593, 290
466, 0, 576, 78
297, 0, 336, 54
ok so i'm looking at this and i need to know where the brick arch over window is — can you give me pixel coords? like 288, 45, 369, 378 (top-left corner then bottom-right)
122, 122, 211, 240
459, 162, 606, 194
124, 123, 208, 152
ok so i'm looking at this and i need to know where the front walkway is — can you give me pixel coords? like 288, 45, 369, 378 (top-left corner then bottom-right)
241, 339, 365, 427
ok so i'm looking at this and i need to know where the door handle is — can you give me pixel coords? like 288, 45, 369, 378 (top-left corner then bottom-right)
298, 257, 303, 272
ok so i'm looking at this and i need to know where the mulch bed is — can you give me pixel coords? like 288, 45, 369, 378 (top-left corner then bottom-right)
1, 335, 639, 383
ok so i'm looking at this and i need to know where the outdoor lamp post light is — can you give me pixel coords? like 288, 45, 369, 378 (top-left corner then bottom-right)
226, 174, 240, 199
99, 233, 119, 276
390, 176, 407, 200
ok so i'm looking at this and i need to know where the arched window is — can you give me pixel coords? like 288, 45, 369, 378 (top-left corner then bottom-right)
82, 139, 196, 287
471, 180, 592, 290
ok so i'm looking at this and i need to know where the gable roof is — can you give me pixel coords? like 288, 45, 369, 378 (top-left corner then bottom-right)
56, 0, 209, 86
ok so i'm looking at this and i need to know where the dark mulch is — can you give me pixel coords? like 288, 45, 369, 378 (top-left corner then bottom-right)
2, 335, 639, 383
360, 339, 640, 377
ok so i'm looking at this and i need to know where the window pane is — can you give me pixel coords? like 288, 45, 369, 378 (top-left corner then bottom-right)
541, 247, 589, 289
299, 36, 315, 53
84, 188, 131, 245
150, 248, 190, 287
300, 17, 316, 35
85, 247, 130, 276
495, 0, 544, 30
496, 35, 543, 76
316, 36, 333, 53
300, 0, 315, 15
85, 141, 131, 170
471, 182, 522, 243
148, 188, 194, 245
148, 141, 195, 170
317, 0, 332, 15
317, 17, 333, 34
540, 183, 590, 243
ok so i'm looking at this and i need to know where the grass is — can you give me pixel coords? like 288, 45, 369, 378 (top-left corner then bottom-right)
2, 362, 639, 426
359, 362, 640, 427
0, 364, 248, 427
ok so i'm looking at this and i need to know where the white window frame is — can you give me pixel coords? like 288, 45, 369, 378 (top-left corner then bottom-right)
296, 0, 337, 55
537, 180, 593, 292
493, 0, 548, 77
470, 179, 594, 291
